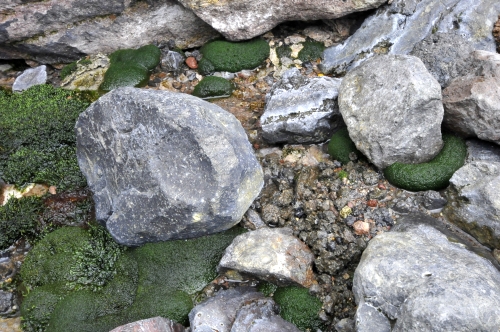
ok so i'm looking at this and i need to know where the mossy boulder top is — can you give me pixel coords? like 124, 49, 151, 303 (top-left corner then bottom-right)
75, 87, 263, 246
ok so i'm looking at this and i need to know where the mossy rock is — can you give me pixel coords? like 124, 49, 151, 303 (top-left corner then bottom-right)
198, 39, 270, 75
99, 44, 161, 91
273, 286, 324, 331
383, 134, 467, 191
60, 58, 93, 80
297, 39, 325, 62
192, 76, 234, 99
327, 128, 363, 164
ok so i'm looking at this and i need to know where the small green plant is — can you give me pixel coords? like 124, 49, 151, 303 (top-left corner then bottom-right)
273, 286, 324, 331
338, 170, 349, 179
192, 76, 234, 99
328, 128, 363, 164
297, 39, 325, 62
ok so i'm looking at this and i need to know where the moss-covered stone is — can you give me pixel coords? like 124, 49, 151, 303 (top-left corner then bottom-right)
198, 39, 270, 75
327, 128, 363, 164
192, 76, 234, 99
273, 286, 324, 331
99, 44, 161, 91
297, 39, 325, 62
383, 134, 467, 191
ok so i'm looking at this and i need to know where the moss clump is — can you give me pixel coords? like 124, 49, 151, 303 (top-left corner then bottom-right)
327, 128, 363, 164
0, 85, 89, 190
273, 286, 324, 331
99, 44, 161, 91
198, 39, 270, 75
192, 76, 234, 99
60, 58, 93, 80
297, 39, 325, 62
257, 281, 278, 297
383, 134, 467, 191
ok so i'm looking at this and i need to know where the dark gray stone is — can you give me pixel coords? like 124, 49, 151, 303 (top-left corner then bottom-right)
76, 87, 263, 246
12, 65, 47, 92
419, 191, 447, 211
338, 54, 443, 169
110, 316, 185, 332
0, 290, 16, 317
466, 139, 500, 163
355, 302, 391, 332
334, 318, 355, 332
161, 50, 185, 73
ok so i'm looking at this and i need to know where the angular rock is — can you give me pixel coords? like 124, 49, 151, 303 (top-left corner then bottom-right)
76, 87, 263, 246
12, 65, 47, 92
60, 53, 110, 91
321, 0, 500, 75
466, 139, 500, 163
353, 213, 500, 331
261, 68, 344, 144
443, 161, 500, 249
110, 316, 185, 332
177, 0, 387, 41
161, 51, 185, 73
338, 54, 443, 169
418, 191, 447, 211
218, 227, 315, 287
0, 0, 219, 64
355, 302, 391, 332
442, 51, 500, 145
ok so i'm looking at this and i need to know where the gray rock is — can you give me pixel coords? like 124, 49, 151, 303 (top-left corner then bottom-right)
161, 50, 185, 73
218, 227, 315, 287
443, 161, 500, 249
76, 87, 263, 246
338, 54, 443, 169
12, 65, 47, 92
0, 0, 219, 64
334, 318, 355, 332
418, 191, 447, 211
321, 0, 500, 75
466, 139, 500, 163
0, 290, 16, 318
261, 68, 343, 144
176, 0, 387, 41
109, 316, 185, 332
353, 213, 500, 331
355, 302, 391, 332
0, 64, 12, 72
442, 51, 500, 145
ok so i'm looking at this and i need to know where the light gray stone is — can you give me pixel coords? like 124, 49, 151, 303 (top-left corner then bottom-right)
218, 227, 315, 287
76, 87, 263, 246
110, 316, 185, 332
353, 213, 500, 331
177, 0, 387, 41
261, 68, 343, 144
12, 65, 47, 92
355, 302, 391, 332
466, 139, 500, 163
338, 54, 443, 169
321, 0, 500, 75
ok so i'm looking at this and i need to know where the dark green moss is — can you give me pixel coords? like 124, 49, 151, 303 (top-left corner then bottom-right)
297, 39, 325, 62
257, 281, 278, 297
273, 286, 324, 331
192, 76, 234, 99
276, 44, 292, 60
383, 134, 467, 191
327, 128, 363, 164
60, 62, 78, 80
21, 285, 65, 332
198, 39, 270, 75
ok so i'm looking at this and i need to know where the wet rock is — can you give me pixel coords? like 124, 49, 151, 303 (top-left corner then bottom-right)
338, 54, 443, 169
443, 161, 500, 249
321, 0, 500, 75
442, 51, 500, 145
60, 54, 110, 91
12, 65, 47, 92
177, 0, 387, 41
161, 50, 185, 73
466, 138, 500, 163
353, 213, 500, 331
261, 68, 343, 144
76, 87, 263, 246
218, 227, 315, 287
355, 302, 391, 332
110, 316, 185, 332
0, 291, 16, 318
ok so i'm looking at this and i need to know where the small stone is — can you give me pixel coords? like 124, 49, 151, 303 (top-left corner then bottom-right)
366, 200, 378, 208
353, 221, 370, 235
340, 206, 352, 218
185, 56, 198, 69
12, 65, 47, 92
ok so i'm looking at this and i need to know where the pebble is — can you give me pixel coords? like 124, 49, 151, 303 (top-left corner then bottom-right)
185, 56, 198, 69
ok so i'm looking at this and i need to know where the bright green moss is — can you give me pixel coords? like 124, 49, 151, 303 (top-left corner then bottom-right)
383, 134, 467, 191
192, 76, 234, 99
99, 44, 161, 91
297, 39, 325, 62
198, 39, 270, 75
273, 286, 324, 331
327, 128, 363, 164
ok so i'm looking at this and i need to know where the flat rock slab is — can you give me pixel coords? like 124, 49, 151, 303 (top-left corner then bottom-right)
110, 317, 185, 332
218, 227, 315, 287
12, 66, 47, 92
76, 87, 263, 246
338, 54, 443, 169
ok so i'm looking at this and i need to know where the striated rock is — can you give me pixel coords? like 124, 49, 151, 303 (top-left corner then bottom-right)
261, 68, 343, 144
321, 0, 500, 75
218, 227, 315, 287
12, 66, 47, 92
0, 0, 219, 64
60, 53, 110, 91
177, 0, 387, 41
110, 316, 185, 332
338, 54, 443, 169
75, 87, 263, 246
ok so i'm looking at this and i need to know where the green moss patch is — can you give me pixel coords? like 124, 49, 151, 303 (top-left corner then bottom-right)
192, 76, 234, 99
273, 286, 324, 331
383, 134, 467, 191
99, 44, 161, 91
60, 58, 93, 80
297, 39, 325, 62
327, 128, 363, 164
198, 39, 270, 75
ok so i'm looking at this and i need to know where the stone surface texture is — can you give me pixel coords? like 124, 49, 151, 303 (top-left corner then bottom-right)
466, 139, 500, 163
261, 68, 343, 144
338, 54, 443, 169
75, 87, 263, 246
12, 65, 47, 92
110, 316, 185, 332
321, 0, 500, 75
353, 213, 500, 331
60, 53, 110, 90
0, 0, 219, 64
177, 0, 387, 41
442, 51, 500, 145
355, 302, 391, 332
218, 227, 315, 287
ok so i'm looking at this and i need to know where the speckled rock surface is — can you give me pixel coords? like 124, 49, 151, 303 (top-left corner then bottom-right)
110, 316, 185, 332
76, 87, 263, 246
12, 65, 47, 92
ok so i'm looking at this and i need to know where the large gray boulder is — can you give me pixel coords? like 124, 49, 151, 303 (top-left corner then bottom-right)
177, 0, 387, 41
261, 68, 343, 144
353, 213, 500, 331
76, 87, 263, 246
0, 0, 218, 64
338, 54, 443, 169
321, 0, 500, 75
